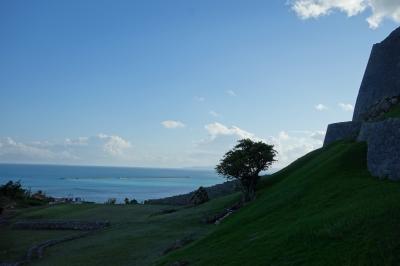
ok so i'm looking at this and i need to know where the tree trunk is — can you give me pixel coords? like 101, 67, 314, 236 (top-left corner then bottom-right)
241, 176, 258, 202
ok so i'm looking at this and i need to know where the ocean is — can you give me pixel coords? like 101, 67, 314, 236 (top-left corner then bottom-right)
0, 164, 224, 203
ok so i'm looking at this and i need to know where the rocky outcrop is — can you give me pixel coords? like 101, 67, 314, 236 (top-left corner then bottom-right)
323, 121, 362, 146
357, 119, 400, 180
353, 27, 400, 121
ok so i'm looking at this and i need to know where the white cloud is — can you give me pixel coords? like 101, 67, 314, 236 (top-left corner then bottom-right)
0, 137, 75, 162
315, 103, 328, 111
367, 0, 400, 28
161, 120, 185, 129
268, 130, 325, 169
0, 134, 133, 165
205, 122, 258, 141
291, 0, 400, 29
226, 90, 237, 97
310, 130, 326, 141
209, 110, 221, 117
278, 131, 290, 140
338, 102, 354, 111
0, 129, 326, 169
64, 137, 89, 146
196, 124, 325, 170
98, 134, 131, 156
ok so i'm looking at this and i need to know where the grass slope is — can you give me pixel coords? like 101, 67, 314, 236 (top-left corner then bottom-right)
160, 142, 400, 265
1, 193, 240, 265
3, 141, 400, 265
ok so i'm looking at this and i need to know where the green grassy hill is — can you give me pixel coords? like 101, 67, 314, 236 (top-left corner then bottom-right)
160, 141, 400, 265
2, 141, 400, 265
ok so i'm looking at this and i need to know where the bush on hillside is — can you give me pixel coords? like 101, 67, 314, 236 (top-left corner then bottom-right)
0, 180, 51, 209
124, 197, 138, 205
0, 180, 29, 200
130, 199, 138, 204
106, 198, 117, 205
190, 186, 209, 205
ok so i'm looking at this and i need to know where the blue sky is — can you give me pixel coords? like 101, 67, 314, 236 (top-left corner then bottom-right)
0, 0, 399, 168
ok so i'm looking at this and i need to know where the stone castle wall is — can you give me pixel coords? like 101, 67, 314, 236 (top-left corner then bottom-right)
353, 27, 400, 121
323, 121, 362, 146
323, 26, 400, 181
357, 119, 400, 181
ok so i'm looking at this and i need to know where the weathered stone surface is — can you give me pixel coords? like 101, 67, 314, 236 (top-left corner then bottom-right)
323, 121, 362, 146
353, 26, 400, 121
358, 96, 400, 122
357, 118, 400, 180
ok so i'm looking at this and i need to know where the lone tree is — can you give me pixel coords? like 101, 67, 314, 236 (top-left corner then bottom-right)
216, 139, 277, 202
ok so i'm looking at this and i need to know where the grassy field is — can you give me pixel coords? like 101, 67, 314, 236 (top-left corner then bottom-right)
1, 194, 239, 265
2, 141, 400, 265
160, 141, 400, 265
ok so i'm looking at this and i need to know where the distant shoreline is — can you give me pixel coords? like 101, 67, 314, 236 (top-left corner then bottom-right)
0, 162, 214, 172
0, 164, 224, 203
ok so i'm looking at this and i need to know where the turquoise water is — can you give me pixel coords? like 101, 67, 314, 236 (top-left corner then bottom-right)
0, 164, 223, 203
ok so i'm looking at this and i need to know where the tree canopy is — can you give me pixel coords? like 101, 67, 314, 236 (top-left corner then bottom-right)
216, 139, 277, 202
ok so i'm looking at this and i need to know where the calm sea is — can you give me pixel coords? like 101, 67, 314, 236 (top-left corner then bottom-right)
0, 164, 224, 203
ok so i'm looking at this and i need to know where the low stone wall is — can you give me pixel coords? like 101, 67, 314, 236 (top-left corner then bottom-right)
357, 118, 400, 180
1, 229, 100, 266
323, 121, 362, 146
13, 220, 110, 231
145, 180, 239, 206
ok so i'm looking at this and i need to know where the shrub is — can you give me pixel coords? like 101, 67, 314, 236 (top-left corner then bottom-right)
105, 198, 117, 205
190, 187, 209, 205
0, 181, 28, 200
130, 199, 138, 204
